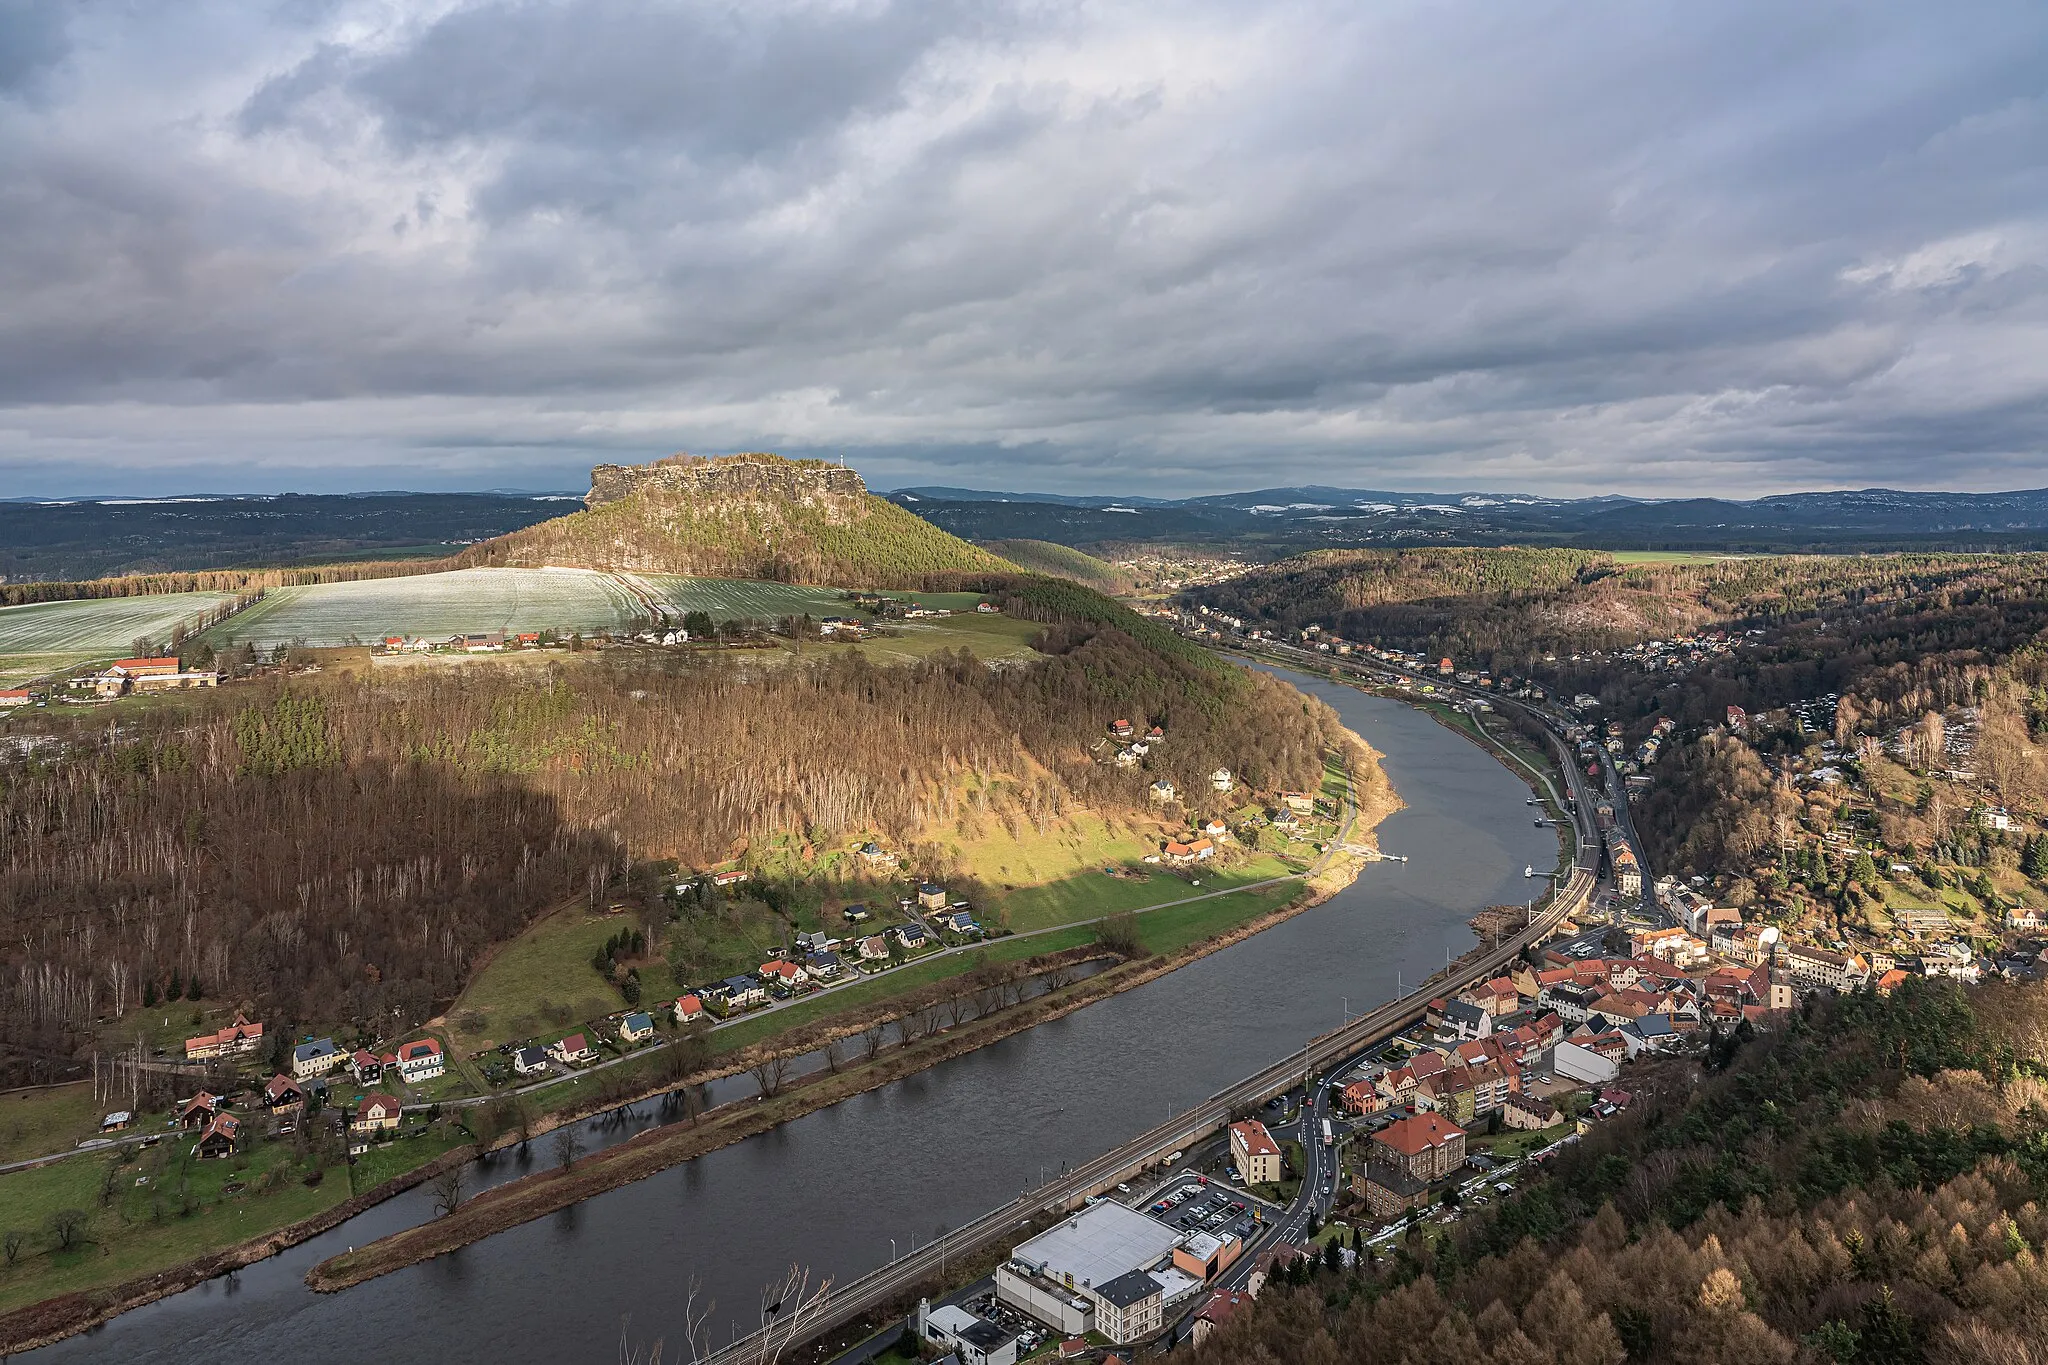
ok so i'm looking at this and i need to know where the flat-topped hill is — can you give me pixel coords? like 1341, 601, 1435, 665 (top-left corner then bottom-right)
464, 453, 1014, 588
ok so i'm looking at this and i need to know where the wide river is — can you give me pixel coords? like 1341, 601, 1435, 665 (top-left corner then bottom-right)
36, 669, 1556, 1363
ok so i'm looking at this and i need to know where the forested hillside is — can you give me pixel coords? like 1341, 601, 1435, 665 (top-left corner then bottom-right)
980, 539, 1136, 593
1189, 979, 2048, 1364
466, 453, 1014, 588
0, 596, 1335, 1066
1194, 549, 2045, 675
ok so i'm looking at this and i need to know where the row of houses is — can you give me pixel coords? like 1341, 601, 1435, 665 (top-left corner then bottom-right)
289, 1034, 444, 1086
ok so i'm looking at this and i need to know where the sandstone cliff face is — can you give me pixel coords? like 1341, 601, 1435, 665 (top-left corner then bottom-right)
586, 454, 868, 519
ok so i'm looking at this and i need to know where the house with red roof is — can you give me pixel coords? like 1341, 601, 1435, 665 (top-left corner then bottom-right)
1229, 1119, 1283, 1185
263, 1074, 305, 1114
549, 1033, 593, 1065
350, 1093, 403, 1136
395, 1037, 444, 1084
196, 1111, 242, 1159
183, 1012, 265, 1061
1191, 1290, 1251, 1347
1358, 1112, 1467, 1219
178, 1091, 222, 1129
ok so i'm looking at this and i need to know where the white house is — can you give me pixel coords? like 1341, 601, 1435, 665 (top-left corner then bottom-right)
394, 1038, 445, 1085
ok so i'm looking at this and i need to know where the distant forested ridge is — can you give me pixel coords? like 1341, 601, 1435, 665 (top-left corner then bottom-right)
0, 493, 564, 585
1196, 548, 2048, 673
0, 597, 1333, 1063
465, 453, 1015, 588
1189, 978, 2048, 1364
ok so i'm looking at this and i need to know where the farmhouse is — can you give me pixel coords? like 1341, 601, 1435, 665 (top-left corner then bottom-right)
93, 657, 219, 699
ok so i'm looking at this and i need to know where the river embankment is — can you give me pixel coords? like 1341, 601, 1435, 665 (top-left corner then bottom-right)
19, 680, 1544, 1365
2, 730, 1393, 1354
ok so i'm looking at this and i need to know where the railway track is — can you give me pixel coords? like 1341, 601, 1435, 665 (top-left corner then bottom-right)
706, 687, 1602, 1365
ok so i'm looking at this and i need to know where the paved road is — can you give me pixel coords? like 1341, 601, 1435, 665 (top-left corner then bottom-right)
6, 808, 1359, 1175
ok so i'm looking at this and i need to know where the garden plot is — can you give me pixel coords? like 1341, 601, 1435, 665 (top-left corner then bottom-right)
204, 568, 647, 649
0, 593, 229, 683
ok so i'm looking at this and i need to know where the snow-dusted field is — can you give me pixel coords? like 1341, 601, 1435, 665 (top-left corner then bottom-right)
205, 568, 648, 648
638, 575, 845, 620
0, 593, 231, 682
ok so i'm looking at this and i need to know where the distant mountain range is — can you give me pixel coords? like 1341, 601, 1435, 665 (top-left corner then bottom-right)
886, 484, 2048, 553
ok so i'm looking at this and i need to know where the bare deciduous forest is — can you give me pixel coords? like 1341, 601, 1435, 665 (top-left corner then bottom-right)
1190, 980, 2048, 1365
0, 617, 1336, 1075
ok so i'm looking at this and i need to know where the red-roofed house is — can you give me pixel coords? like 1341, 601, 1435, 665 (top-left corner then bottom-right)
178, 1091, 222, 1129
183, 1012, 265, 1061
549, 1033, 593, 1065
1462, 977, 1521, 1017
196, 1111, 241, 1158
263, 1074, 305, 1114
1191, 1290, 1251, 1347
395, 1037, 444, 1084
673, 994, 705, 1024
1341, 1079, 1391, 1115
1229, 1119, 1283, 1185
350, 1093, 403, 1135
1358, 1112, 1467, 1218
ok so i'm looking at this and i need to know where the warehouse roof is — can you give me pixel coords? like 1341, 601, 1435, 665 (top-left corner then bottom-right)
1011, 1202, 1181, 1292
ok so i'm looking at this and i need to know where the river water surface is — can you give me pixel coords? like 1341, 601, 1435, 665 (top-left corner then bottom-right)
36, 670, 1555, 1364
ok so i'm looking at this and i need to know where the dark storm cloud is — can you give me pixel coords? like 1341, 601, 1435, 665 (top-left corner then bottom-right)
1, 0, 2046, 496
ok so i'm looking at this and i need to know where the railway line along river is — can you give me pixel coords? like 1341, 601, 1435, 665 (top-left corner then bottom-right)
30, 669, 1556, 1363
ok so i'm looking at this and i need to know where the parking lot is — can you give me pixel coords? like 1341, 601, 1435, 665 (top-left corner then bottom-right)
1132, 1169, 1272, 1243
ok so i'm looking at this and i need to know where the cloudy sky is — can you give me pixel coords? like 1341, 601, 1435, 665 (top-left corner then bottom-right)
2, 0, 2045, 497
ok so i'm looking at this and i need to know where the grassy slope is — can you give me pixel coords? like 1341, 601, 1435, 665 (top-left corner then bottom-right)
981, 540, 1135, 593
0, 1086, 104, 1167
471, 461, 1016, 589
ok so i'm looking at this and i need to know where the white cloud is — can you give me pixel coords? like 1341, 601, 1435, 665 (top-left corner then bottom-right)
0, 0, 2045, 496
